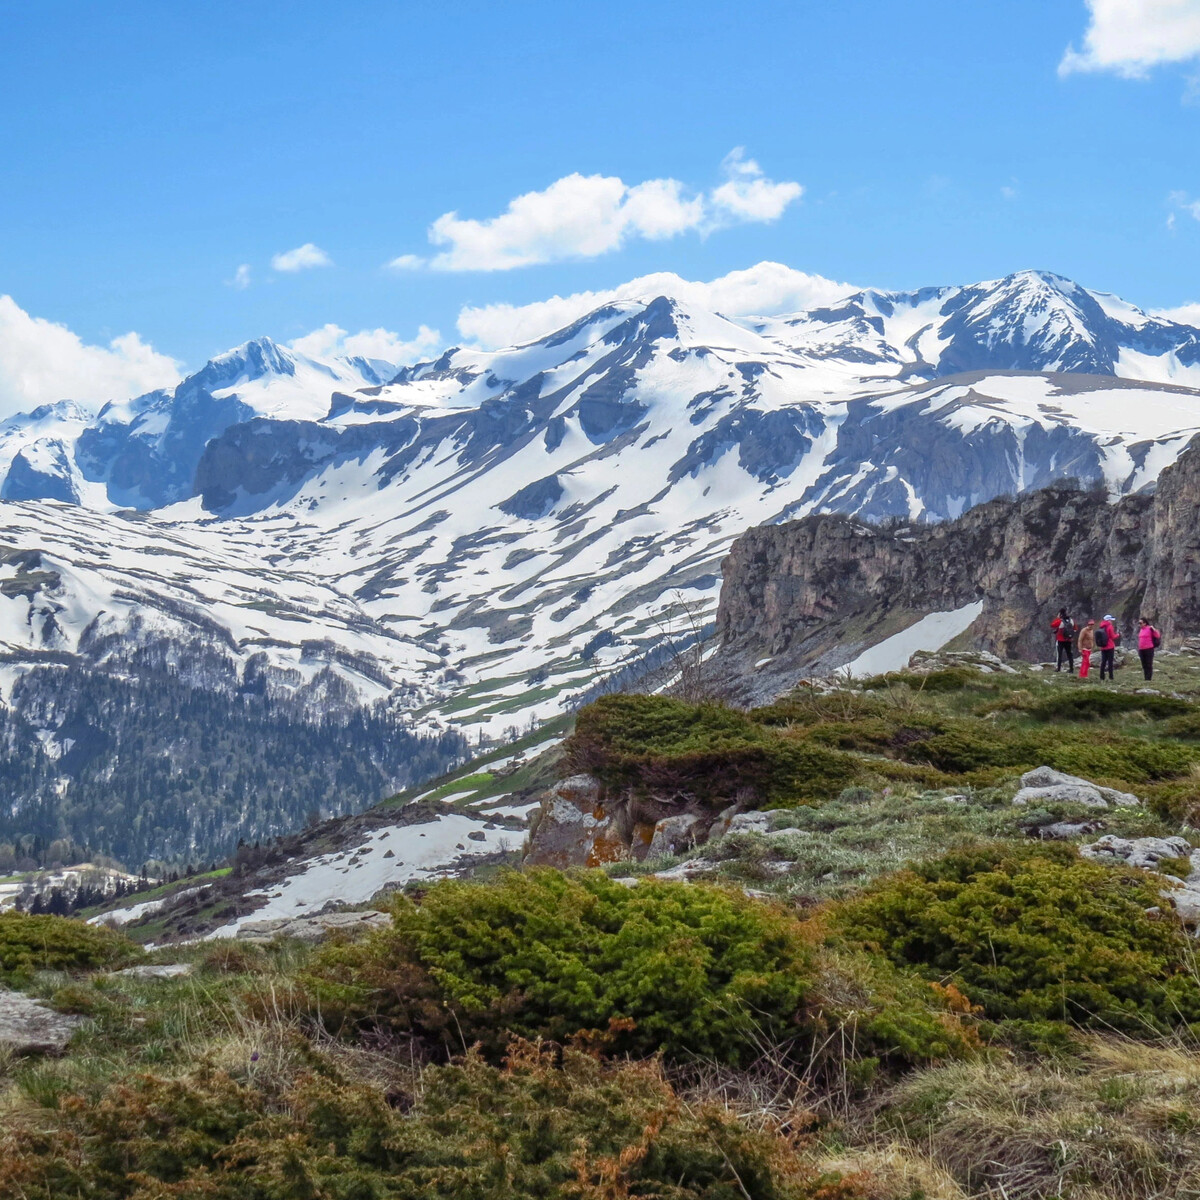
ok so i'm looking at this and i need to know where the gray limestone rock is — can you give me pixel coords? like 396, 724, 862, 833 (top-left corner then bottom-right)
647, 813, 702, 858
236, 909, 391, 944
1013, 767, 1140, 810
1079, 834, 1192, 870
0, 988, 85, 1055
725, 811, 773, 836
111, 963, 194, 980
1037, 820, 1104, 840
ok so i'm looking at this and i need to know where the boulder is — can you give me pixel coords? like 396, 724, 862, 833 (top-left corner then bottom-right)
0, 988, 85, 1055
236, 909, 391, 944
647, 813, 702, 858
524, 775, 627, 868
1036, 819, 1104, 840
726, 811, 773, 836
111, 963, 194, 980
1012, 766, 1139, 810
1079, 834, 1193, 871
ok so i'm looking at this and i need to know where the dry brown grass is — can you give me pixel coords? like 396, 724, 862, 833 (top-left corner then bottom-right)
880, 1034, 1200, 1199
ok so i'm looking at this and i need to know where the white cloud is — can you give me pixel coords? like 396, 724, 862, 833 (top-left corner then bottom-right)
402, 152, 802, 272
386, 253, 426, 271
1169, 189, 1200, 225
271, 243, 333, 272
1152, 300, 1200, 323
709, 148, 804, 222
289, 322, 441, 365
228, 263, 252, 289
0, 295, 180, 419
1061, 0, 1200, 77
456, 261, 855, 348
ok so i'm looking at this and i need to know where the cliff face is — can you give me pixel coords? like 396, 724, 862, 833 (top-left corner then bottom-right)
714, 435, 1200, 701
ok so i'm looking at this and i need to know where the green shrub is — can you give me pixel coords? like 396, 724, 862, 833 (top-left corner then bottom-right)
1027, 689, 1193, 722
0, 912, 139, 984
832, 844, 1200, 1037
306, 869, 814, 1064
860, 668, 986, 693
890, 718, 1199, 784
1165, 711, 1200, 739
304, 869, 977, 1075
564, 693, 858, 803
0, 1045, 867, 1199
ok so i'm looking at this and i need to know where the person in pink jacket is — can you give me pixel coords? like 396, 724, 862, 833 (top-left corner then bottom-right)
1137, 617, 1162, 681
1095, 614, 1120, 681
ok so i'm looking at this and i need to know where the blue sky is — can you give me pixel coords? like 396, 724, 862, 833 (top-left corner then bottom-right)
2, 0, 1200, 409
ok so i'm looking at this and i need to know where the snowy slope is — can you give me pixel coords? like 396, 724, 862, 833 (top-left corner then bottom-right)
4, 268, 1200, 845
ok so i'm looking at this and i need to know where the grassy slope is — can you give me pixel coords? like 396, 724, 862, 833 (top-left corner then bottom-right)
6, 651, 1200, 1196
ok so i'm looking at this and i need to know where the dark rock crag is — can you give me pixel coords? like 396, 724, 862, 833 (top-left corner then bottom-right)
714, 434, 1200, 703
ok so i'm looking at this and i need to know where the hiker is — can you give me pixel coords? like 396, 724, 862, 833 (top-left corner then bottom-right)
1137, 617, 1162, 681
1051, 608, 1075, 673
1078, 619, 1095, 678
1095, 614, 1120, 681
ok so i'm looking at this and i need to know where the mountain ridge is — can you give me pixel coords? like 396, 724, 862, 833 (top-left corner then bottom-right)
5, 267, 1200, 859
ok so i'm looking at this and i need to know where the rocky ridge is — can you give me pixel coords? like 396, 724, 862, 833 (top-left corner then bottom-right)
714, 432, 1200, 704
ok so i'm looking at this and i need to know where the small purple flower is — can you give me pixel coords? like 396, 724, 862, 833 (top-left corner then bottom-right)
250, 1052, 260, 1062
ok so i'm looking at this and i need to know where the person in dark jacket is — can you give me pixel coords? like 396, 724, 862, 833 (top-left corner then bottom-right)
1137, 617, 1161, 681
1051, 608, 1075, 673
1095, 614, 1120, 681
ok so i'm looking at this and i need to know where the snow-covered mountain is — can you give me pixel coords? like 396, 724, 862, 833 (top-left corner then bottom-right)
4, 339, 398, 511
6, 267, 1200, 859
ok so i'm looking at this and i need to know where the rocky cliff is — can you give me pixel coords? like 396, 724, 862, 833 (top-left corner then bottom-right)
714, 434, 1200, 702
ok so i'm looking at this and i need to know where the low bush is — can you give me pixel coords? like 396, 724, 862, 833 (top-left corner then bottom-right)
832, 844, 1200, 1038
0, 912, 140, 984
860, 668, 987, 693
890, 718, 1199, 784
1025, 689, 1193, 722
306, 869, 814, 1064
1165, 710, 1200, 739
304, 869, 977, 1075
564, 693, 858, 803
0, 1042, 869, 1200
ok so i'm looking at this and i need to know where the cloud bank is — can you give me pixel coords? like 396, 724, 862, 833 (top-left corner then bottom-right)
393, 151, 804, 272
0, 296, 180, 419
290, 322, 442, 364
1061, 0, 1200, 77
456, 261, 855, 348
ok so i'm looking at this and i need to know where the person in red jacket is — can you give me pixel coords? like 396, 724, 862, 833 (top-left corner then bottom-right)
1078, 619, 1096, 678
1137, 617, 1162, 681
1095, 614, 1120, 681
1051, 608, 1076, 673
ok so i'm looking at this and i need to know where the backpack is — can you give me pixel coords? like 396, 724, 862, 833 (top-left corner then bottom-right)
1151, 628, 1162, 649
1094, 626, 1111, 650
1056, 619, 1074, 641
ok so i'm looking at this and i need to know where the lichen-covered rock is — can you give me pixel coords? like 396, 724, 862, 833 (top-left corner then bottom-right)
0, 988, 85, 1055
524, 775, 623, 868
1012, 766, 1139, 810
1080, 834, 1194, 871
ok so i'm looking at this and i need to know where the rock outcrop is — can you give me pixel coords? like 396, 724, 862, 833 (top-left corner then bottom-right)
714, 434, 1200, 699
1012, 767, 1140, 811
1080, 834, 1200, 930
0, 989, 85, 1055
